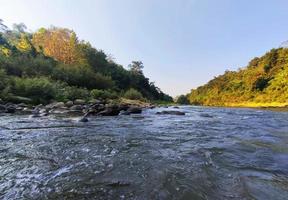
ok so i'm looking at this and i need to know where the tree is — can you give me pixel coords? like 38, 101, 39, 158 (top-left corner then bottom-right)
129, 61, 144, 74
176, 95, 190, 105
12, 23, 27, 33
0, 19, 7, 32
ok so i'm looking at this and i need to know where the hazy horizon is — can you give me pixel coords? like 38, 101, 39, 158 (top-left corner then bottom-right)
1, 0, 288, 96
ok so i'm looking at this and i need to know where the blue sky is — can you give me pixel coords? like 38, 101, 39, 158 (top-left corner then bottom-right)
1, 0, 288, 96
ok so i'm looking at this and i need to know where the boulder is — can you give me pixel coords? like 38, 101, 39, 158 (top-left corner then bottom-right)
65, 101, 74, 107
0, 104, 6, 112
156, 110, 185, 115
98, 105, 120, 116
5, 105, 16, 113
70, 105, 83, 111
53, 102, 65, 108
127, 107, 142, 114
78, 116, 89, 122
74, 99, 85, 105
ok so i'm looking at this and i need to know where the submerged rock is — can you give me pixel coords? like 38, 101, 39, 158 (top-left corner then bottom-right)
156, 110, 185, 115
200, 113, 213, 118
78, 116, 89, 122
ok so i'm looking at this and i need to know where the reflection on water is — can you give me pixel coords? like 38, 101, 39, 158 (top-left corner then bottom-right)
0, 106, 288, 200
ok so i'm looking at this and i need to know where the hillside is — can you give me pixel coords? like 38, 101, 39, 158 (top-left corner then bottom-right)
188, 47, 288, 107
0, 21, 172, 104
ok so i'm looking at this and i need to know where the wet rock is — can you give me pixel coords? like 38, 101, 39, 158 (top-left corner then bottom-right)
173, 106, 180, 109
78, 116, 89, 122
5, 105, 16, 113
0, 104, 6, 112
65, 101, 74, 107
74, 99, 85, 105
156, 110, 185, 115
127, 107, 142, 114
98, 105, 120, 116
119, 104, 130, 111
106, 181, 131, 187
200, 113, 213, 118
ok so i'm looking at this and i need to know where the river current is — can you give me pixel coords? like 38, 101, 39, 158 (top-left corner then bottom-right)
0, 106, 288, 200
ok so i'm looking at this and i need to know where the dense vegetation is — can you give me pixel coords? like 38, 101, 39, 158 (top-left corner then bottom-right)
0, 20, 172, 104
188, 47, 288, 107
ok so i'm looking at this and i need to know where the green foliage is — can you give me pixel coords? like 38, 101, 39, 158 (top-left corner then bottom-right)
90, 89, 118, 100
11, 77, 56, 104
176, 95, 190, 105
56, 85, 90, 102
253, 77, 270, 91
188, 48, 288, 106
123, 88, 143, 100
52, 64, 114, 89
0, 69, 9, 90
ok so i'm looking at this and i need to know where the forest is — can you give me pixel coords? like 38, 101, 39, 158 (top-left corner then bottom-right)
188, 47, 288, 107
0, 20, 172, 105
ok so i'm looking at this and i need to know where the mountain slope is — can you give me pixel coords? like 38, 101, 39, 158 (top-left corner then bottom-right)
188, 48, 288, 107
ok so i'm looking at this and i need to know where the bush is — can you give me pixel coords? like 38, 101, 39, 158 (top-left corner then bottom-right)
11, 77, 56, 104
123, 88, 143, 100
56, 85, 90, 101
90, 89, 118, 99
52, 64, 114, 89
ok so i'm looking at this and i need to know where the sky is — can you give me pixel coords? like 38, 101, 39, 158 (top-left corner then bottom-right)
1, 0, 288, 96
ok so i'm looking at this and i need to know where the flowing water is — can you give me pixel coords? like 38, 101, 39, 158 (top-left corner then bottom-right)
1, 106, 288, 200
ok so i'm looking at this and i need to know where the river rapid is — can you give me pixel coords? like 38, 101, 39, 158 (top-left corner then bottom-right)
0, 106, 288, 200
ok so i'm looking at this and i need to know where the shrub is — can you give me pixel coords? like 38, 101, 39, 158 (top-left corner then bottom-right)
123, 88, 143, 100
56, 85, 90, 101
11, 77, 56, 104
52, 64, 114, 89
90, 89, 118, 99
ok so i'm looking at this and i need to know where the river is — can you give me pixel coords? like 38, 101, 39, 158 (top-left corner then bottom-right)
1, 106, 288, 200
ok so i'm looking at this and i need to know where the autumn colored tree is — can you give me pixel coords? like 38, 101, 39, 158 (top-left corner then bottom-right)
32, 27, 85, 65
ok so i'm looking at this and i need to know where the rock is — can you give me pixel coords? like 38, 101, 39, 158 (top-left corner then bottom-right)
119, 104, 130, 111
74, 99, 85, 105
70, 105, 83, 111
0, 98, 3, 104
173, 106, 180, 109
53, 102, 65, 108
127, 107, 142, 114
30, 113, 41, 118
200, 113, 213, 118
120, 110, 131, 115
5, 105, 16, 113
0, 104, 6, 112
156, 110, 185, 115
98, 105, 120, 116
78, 116, 89, 122
65, 101, 74, 107
89, 99, 102, 104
